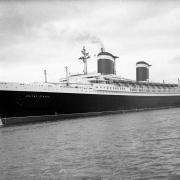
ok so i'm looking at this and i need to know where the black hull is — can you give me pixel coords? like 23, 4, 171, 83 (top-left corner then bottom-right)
1, 90, 180, 125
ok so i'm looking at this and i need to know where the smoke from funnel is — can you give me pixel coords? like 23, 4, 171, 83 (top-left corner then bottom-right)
42, 24, 105, 50
90, 36, 105, 51
74, 31, 104, 50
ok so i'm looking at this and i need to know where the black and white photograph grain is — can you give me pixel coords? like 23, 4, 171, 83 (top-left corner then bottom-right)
0, 0, 180, 179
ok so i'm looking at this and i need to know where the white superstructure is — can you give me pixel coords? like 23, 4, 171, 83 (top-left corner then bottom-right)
0, 73, 180, 97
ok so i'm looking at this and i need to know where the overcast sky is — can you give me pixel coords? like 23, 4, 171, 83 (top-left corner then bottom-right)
0, 0, 180, 83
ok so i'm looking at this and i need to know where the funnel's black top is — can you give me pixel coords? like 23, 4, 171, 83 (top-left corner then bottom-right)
136, 61, 151, 66
98, 51, 119, 59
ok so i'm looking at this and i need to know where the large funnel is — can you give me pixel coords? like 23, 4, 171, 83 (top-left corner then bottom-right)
97, 49, 118, 75
136, 61, 151, 81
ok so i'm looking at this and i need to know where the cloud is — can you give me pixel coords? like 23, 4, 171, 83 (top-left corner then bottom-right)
35, 21, 105, 49
0, 0, 90, 46
0, 1, 80, 31
169, 55, 180, 64
1, 0, 179, 49
0, 0, 180, 82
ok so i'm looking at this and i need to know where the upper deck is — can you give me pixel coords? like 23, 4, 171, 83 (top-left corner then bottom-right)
0, 73, 179, 96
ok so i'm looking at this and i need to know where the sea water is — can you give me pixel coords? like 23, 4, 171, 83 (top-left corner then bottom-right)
1, 108, 180, 180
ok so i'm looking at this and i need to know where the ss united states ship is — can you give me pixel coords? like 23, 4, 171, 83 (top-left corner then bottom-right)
1, 47, 180, 125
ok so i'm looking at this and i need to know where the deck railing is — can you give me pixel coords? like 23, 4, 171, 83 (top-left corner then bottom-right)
0, 82, 179, 95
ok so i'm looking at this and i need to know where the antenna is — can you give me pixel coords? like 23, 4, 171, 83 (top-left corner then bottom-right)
44, 69, 47, 83
78, 46, 90, 75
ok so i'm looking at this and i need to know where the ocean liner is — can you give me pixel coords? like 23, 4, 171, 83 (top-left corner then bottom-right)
1, 47, 180, 125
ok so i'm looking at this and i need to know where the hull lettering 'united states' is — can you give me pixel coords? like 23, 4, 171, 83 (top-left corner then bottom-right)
1, 47, 180, 125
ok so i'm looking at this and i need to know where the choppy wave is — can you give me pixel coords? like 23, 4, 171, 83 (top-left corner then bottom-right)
1, 108, 180, 179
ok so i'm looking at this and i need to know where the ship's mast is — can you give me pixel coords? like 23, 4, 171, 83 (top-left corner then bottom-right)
65, 66, 69, 86
79, 46, 90, 75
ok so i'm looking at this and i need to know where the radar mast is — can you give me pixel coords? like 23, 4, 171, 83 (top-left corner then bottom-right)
79, 46, 90, 75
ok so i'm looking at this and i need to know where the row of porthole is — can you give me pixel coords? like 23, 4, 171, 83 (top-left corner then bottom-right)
130, 89, 179, 94
2, 86, 58, 92
96, 86, 126, 91
80, 90, 180, 95
130, 88, 177, 92
93, 88, 179, 94
79, 88, 129, 93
